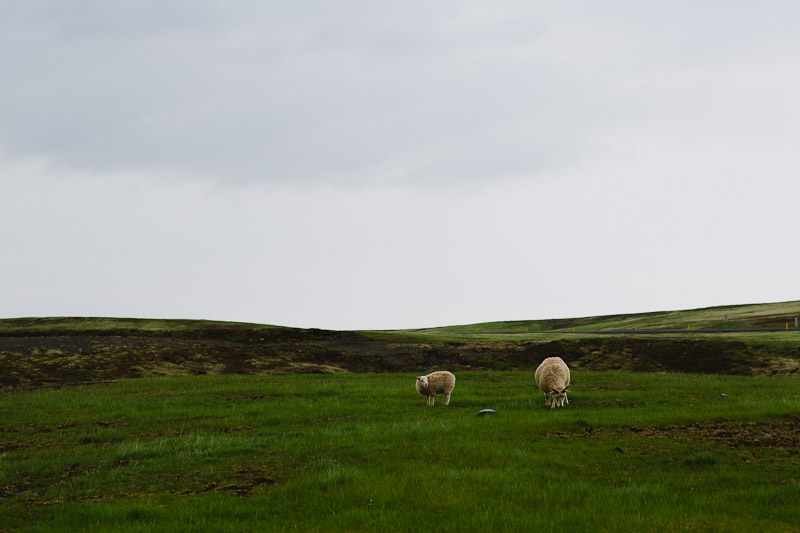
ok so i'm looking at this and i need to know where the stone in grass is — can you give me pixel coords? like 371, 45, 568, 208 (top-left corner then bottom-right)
720, 393, 729, 397
477, 409, 497, 416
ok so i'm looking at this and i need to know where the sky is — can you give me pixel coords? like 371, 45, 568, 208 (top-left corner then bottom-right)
2, 1, 799, 330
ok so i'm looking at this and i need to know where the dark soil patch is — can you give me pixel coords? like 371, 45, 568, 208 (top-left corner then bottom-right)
2, 320, 798, 391
180, 468, 280, 497
548, 417, 800, 455
625, 418, 800, 452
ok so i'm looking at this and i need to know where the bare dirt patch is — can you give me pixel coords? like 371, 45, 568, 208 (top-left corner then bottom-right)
625, 418, 800, 452
548, 417, 800, 456
2, 321, 799, 391
179, 467, 280, 497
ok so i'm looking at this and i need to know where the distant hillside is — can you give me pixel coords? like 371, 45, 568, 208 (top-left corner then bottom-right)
3, 300, 798, 337
2, 301, 800, 390
416, 300, 800, 334
0, 317, 285, 337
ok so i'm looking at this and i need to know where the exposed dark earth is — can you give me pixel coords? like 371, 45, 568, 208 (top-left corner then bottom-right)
2, 321, 799, 391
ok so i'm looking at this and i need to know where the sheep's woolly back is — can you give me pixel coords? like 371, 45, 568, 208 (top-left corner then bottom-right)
535, 357, 571, 408
535, 357, 570, 391
416, 371, 456, 396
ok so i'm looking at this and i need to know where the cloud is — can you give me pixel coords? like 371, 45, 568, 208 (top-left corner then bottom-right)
0, 1, 653, 188
3, 2, 800, 328
3, 148, 798, 329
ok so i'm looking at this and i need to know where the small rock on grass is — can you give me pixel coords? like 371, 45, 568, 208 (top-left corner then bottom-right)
477, 409, 497, 416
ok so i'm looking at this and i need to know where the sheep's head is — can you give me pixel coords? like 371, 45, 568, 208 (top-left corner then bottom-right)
550, 387, 569, 408
416, 375, 429, 389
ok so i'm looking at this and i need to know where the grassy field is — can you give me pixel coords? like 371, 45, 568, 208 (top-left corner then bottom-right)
406, 300, 800, 334
0, 317, 282, 336
3, 300, 799, 338
3, 371, 800, 531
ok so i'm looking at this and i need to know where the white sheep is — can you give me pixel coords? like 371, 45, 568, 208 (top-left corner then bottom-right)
415, 371, 456, 406
535, 357, 570, 409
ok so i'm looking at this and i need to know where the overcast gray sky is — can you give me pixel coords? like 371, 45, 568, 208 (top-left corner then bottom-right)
2, 1, 799, 329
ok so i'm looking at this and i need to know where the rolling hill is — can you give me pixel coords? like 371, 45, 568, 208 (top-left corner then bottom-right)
1, 300, 799, 390
415, 300, 800, 333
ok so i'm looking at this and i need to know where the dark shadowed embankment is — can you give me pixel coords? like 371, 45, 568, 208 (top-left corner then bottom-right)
2, 318, 799, 390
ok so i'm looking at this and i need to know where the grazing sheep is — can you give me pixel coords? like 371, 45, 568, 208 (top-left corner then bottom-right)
535, 357, 570, 409
415, 371, 456, 406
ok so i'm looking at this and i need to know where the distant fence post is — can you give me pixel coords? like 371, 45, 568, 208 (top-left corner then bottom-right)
796, 318, 798, 329
725, 314, 728, 329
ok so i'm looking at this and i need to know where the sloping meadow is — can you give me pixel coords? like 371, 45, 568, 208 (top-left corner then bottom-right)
2, 371, 800, 531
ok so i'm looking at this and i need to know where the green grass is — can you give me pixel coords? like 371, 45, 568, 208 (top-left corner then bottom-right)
3, 372, 800, 531
0, 317, 283, 336
363, 329, 800, 354
398, 300, 800, 334
4, 300, 799, 339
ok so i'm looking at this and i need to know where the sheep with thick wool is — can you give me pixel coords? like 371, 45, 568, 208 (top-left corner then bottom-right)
415, 371, 456, 406
535, 357, 571, 409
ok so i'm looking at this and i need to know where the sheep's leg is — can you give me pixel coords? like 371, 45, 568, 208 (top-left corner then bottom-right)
428, 395, 434, 406
543, 393, 550, 408
444, 393, 451, 405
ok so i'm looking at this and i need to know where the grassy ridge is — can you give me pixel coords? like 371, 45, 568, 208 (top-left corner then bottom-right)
3, 300, 799, 338
411, 300, 800, 334
2, 372, 800, 531
3, 307, 800, 391
0, 317, 283, 336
